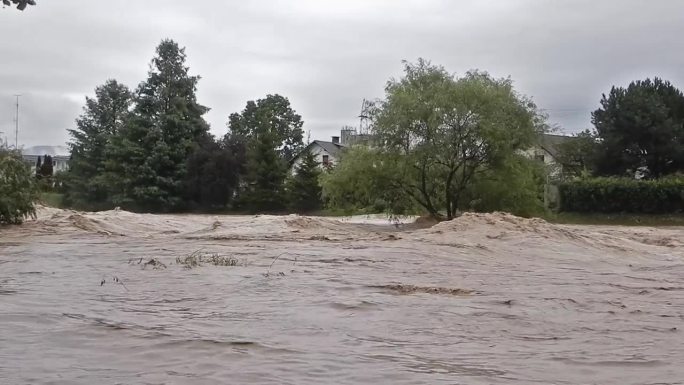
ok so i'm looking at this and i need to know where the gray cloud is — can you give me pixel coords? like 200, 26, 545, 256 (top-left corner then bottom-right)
1, 0, 683, 147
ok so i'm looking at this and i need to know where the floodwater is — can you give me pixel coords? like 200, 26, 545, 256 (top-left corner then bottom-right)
1, 207, 683, 385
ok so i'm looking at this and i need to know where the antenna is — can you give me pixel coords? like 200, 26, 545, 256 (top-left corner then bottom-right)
13, 94, 21, 149
358, 98, 372, 135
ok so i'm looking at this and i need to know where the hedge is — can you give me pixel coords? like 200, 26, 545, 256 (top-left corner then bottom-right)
559, 177, 684, 214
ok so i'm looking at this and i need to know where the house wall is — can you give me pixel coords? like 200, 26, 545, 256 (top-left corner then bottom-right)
290, 144, 339, 174
22, 155, 70, 174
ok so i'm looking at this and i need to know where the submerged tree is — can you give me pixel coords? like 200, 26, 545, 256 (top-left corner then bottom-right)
66, 79, 132, 208
106, 39, 210, 211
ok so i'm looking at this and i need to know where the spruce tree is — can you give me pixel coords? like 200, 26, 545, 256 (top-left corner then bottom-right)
240, 132, 287, 212
66, 79, 132, 208
287, 150, 322, 212
107, 39, 210, 211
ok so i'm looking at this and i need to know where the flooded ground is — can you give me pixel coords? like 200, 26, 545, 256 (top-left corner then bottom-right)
1, 207, 683, 384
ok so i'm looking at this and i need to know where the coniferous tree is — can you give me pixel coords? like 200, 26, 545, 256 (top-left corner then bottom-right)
35, 156, 42, 178
239, 132, 287, 212
287, 150, 322, 212
66, 80, 132, 208
106, 39, 210, 211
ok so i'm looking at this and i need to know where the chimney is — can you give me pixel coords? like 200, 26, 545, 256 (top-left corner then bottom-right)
332, 136, 340, 144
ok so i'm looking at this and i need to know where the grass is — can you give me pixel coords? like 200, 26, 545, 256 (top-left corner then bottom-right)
38, 192, 65, 208
544, 212, 684, 227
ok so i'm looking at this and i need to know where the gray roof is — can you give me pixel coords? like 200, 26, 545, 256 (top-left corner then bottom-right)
540, 134, 574, 159
313, 140, 345, 157
291, 140, 345, 164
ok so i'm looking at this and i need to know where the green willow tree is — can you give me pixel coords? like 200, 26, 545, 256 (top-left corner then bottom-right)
106, 39, 210, 211
66, 79, 132, 208
592, 78, 684, 178
340, 59, 544, 219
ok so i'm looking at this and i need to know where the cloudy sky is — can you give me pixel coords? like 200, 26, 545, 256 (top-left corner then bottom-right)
1, 0, 683, 148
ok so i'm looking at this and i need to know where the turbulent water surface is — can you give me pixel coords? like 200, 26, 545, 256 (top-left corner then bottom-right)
1, 207, 683, 384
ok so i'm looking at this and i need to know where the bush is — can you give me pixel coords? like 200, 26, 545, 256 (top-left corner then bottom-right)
0, 149, 38, 224
559, 177, 684, 214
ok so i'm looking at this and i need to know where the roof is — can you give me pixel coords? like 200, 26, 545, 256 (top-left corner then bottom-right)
313, 140, 345, 157
291, 140, 345, 164
539, 134, 575, 159
21, 145, 69, 157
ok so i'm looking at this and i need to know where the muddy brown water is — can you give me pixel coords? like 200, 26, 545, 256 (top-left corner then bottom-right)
1, 209, 683, 384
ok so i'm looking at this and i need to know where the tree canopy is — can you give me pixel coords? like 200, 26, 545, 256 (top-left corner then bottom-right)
228, 94, 305, 212
66, 79, 132, 208
105, 39, 211, 211
0, 148, 37, 224
228, 94, 304, 162
2, 0, 35, 10
367, 59, 543, 219
592, 77, 684, 178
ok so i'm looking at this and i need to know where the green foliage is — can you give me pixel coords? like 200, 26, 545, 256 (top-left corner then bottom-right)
465, 155, 546, 217
287, 150, 323, 212
559, 177, 684, 214
320, 146, 416, 215
238, 132, 287, 212
370, 59, 543, 219
0, 148, 38, 224
183, 134, 245, 209
2, 0, 35, 11
554, 129, 600, 178
228, 94, 304, 162
65, 79, 132, 209
228, 94, 305, 212
592, 78, 684, 178
105, 39, 210, 211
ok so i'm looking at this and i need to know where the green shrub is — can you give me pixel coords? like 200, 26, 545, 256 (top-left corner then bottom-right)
0, 149, 39, 224
559, 177, 684, 214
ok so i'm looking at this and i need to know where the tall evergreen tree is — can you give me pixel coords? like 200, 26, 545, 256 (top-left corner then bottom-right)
287, 150, 323, 212
106, 39, 210, 211
66, 79, 132, 208
239, 131, 287, 212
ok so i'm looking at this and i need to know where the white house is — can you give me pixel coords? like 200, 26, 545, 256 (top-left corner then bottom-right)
21, 145, 70, 174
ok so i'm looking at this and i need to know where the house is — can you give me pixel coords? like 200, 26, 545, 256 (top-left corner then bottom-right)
523, 133, 576, 178
290, 136, 345, 172
21, 145, 70, 174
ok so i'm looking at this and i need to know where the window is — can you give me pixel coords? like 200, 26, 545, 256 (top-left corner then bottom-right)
322, 155, 329, 165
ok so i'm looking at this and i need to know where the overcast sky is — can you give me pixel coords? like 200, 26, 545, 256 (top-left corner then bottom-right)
1, 0, 683, 147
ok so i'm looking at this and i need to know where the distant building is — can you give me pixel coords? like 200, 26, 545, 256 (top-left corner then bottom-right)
523, 133, 576, 178
290, 128, 374, 173
21, 145, 70, 174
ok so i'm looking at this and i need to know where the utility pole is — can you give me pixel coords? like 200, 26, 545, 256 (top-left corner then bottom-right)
14, 94, 21, 149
